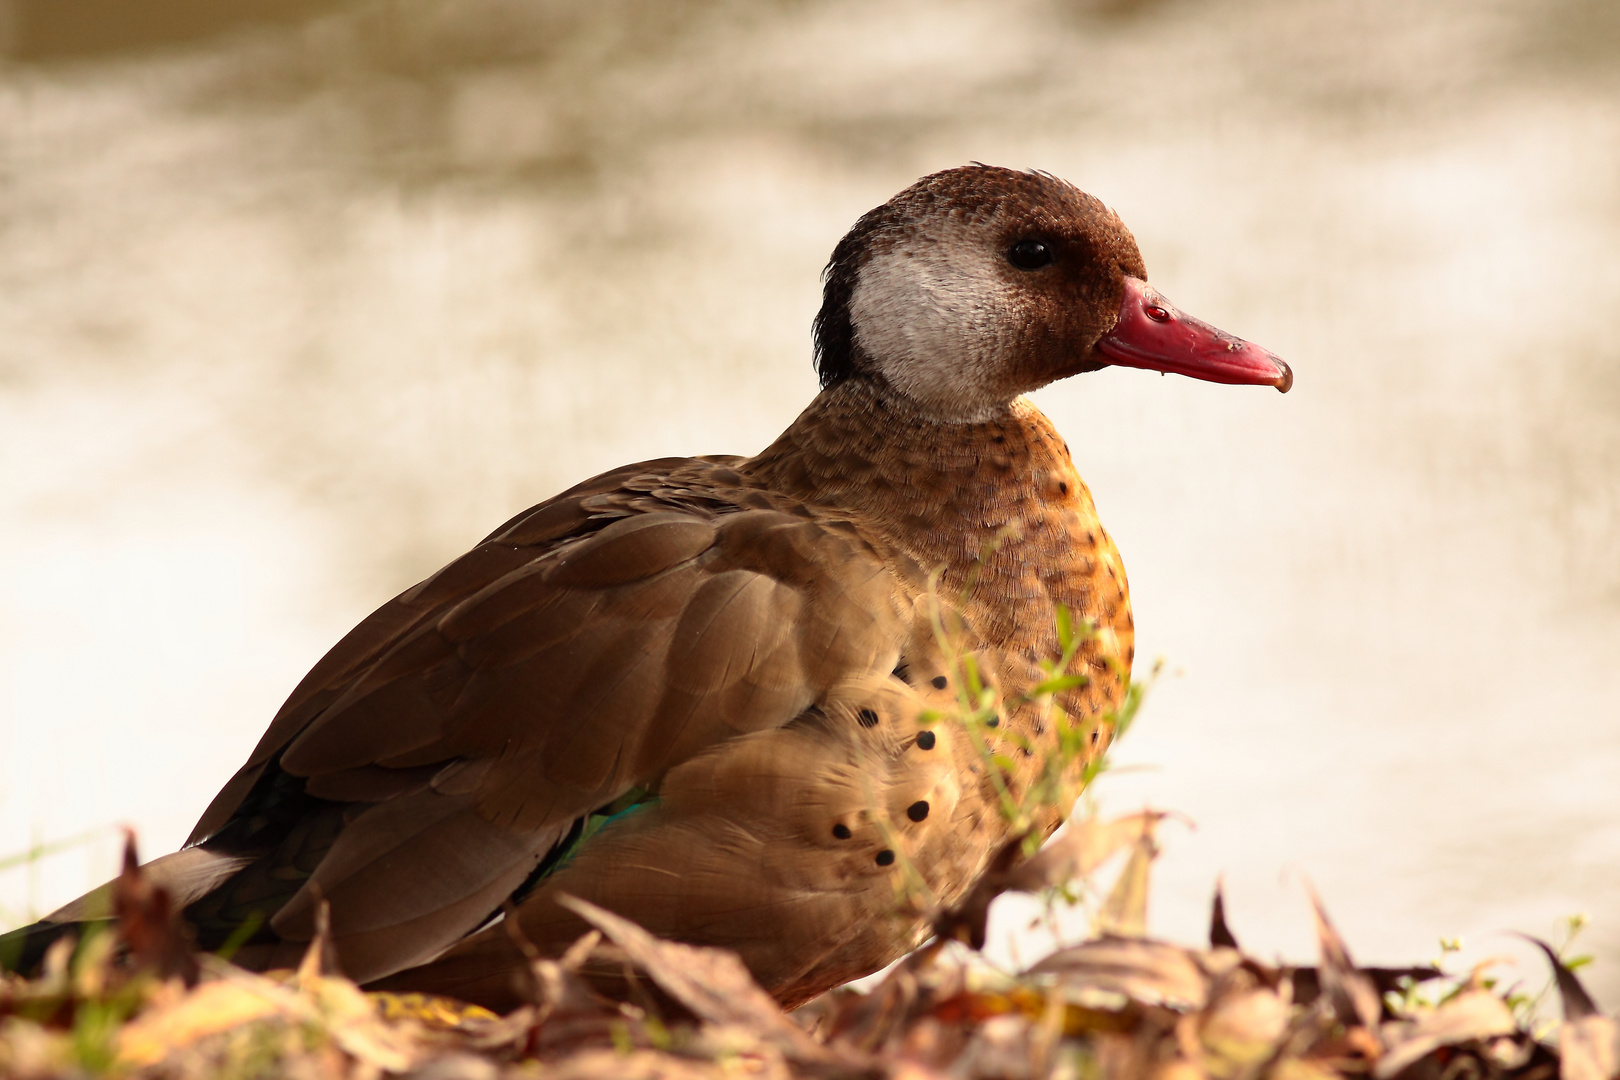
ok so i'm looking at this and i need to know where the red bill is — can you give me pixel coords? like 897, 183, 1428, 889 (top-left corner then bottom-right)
1097, 277, 1292, 393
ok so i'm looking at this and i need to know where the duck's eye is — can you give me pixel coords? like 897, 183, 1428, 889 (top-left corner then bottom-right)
1007, 239, 1053, 270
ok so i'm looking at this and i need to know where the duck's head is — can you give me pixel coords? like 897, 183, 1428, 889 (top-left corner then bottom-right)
814, 165, 1291, 420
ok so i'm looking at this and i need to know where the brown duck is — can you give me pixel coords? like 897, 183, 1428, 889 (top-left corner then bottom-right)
16, 165, 1289, 1011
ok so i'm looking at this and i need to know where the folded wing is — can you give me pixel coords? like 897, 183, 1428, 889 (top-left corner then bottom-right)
174, 458, 919, 982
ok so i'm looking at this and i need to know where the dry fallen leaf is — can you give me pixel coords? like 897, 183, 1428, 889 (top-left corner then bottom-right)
1373, 989, 1516, 1079
111, 830, 199, 987
556, 894, 832, 1063
1095, 819, 1160, 939
1006, 811, 1169, 894
370, 991, 501, 1030
1509, 935, 1618, 1080
932, 811, 1170, 952
1199, 985, 1291, 1079
113, 973, 289, 1067
1560, 1015, 1620, 1080
1027, 937, 1209, 1012
1302, 881, 1382, 1034
1269, 1056, 1344, 1080
1208, 881, 1240, 951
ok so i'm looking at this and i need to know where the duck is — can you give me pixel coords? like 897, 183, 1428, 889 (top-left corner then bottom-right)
7, 165, 1289, 1011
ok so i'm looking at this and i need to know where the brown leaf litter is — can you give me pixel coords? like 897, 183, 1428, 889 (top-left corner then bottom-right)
1, 821, 1613, 1080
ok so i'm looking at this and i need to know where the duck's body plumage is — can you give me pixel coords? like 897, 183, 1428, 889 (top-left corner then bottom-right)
10, 165, 1288, 1009
181, 383, 1132, 1009
366, 384, 1136, 1009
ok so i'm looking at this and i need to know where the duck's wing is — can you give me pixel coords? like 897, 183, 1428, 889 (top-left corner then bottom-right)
177, 456, 920, 982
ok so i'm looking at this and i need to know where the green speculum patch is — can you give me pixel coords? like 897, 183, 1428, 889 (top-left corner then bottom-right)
507, 787, 659, 908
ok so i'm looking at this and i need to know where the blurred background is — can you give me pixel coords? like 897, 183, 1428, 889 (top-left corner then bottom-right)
2, 0, 1617, 1003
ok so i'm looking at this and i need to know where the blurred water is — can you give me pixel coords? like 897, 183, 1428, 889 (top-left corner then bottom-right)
1, 0, 1617, 1001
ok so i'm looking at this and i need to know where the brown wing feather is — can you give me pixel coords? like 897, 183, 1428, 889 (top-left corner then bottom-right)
188, 458, 721, 846
180, 457, 922, 983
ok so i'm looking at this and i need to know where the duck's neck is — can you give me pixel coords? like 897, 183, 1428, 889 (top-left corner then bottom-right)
744, 377, 1126, 658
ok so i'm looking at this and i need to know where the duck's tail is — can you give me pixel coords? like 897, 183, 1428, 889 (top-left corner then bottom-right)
0, 846, 251, 976
0, 916, 110, 975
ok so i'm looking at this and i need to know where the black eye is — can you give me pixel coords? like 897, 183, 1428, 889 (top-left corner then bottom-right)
1007, 239, 1053, 270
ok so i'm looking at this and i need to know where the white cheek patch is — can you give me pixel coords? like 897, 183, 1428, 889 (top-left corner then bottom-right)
848, 229, 1021, 420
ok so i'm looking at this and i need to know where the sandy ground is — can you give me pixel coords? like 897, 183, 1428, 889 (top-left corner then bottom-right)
2, 0, 1618, 1002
